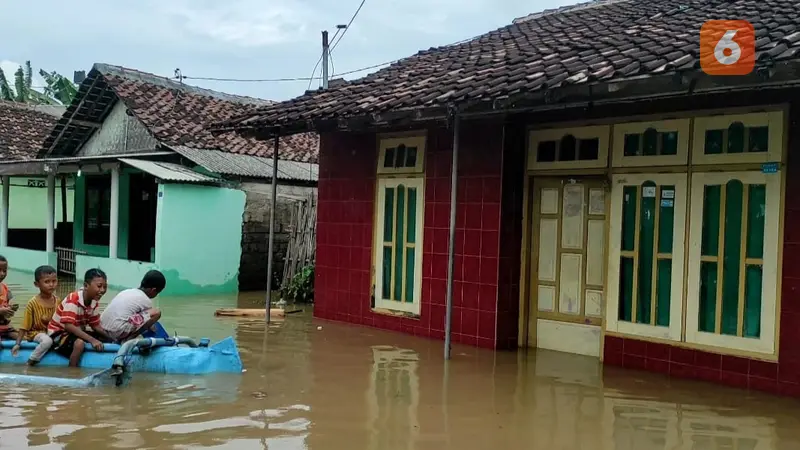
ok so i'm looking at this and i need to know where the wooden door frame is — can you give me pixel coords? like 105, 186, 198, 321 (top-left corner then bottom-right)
518, 174, 610, 348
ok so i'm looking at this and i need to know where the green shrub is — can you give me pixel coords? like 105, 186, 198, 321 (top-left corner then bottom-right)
283, 265, 314, 303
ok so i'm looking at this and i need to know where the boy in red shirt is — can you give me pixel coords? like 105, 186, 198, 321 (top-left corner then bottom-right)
48, 268, 113, 367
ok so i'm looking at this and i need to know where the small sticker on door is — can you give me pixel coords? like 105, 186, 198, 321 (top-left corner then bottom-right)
661, 199, 674, 208
662, 189, 675, 199
643, 186, 657, 198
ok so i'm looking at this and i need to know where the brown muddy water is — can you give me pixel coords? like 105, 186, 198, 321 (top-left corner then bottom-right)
1, 271, 800, 449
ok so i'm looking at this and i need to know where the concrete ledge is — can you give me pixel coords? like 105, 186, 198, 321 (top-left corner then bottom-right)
0, 247, 56, 273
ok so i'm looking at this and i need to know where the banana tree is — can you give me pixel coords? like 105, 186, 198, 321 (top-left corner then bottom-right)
39, 69, 77, 105
0, 61, 76, 105
0, 69, 12, 101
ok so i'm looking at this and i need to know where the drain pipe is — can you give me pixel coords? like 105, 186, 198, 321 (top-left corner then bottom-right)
265, 133, 280, 324
0, 370, 109, 388
444, 109, 460, 361
111, 336, 198, 368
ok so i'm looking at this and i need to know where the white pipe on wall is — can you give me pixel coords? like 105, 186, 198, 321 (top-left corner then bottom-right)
46, 174, 55, 253
109, 166, 120, 259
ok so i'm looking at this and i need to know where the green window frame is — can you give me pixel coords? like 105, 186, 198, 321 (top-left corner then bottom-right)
606, 174, 687, 341
686, 171, 781, 355
611, 119, 690, 168
374, 177, 424, 314
692, 111, 783, 166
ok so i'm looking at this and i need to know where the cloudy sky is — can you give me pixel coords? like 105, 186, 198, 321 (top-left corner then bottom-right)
1, 0, 573, 101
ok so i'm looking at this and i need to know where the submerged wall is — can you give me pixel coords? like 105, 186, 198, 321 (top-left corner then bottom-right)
314, 122, 521, 350
238, 182, 317, 291
155, 183, 245, 294
0, 247, 57, 273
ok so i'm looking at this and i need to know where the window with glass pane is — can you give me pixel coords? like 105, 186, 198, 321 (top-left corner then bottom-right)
375, 178, 423, 313
622, 128, 679, 157
697, 180, 765, 338
618, 182, 676, 327
703, 122, 769, 155
383, 144, 419, 169
537, 135, 601, 162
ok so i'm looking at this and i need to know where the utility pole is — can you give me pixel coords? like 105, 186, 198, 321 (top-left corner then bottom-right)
322, 30, 330, 89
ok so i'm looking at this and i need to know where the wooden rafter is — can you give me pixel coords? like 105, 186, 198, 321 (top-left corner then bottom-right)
45, 73, 103, 156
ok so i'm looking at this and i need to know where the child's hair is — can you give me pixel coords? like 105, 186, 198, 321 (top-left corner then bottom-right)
34, 265, 57, 282
0, 255, 7, 263
140, 270, 166, 291
83, 268, 107, 284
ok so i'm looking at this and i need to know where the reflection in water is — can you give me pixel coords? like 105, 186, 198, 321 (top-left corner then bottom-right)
1, 272, 800, 448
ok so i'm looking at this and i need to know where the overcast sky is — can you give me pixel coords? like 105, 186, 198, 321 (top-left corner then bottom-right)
1, 0, 574, 102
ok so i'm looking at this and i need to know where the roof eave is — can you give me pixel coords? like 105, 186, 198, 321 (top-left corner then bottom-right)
235, 60, 800, 140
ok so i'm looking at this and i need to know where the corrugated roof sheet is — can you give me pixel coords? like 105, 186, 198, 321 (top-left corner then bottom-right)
171, 146, 318, 182
118, 158, 219, 184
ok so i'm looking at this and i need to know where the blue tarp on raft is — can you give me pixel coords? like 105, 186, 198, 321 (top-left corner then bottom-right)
0, 337, 243, 375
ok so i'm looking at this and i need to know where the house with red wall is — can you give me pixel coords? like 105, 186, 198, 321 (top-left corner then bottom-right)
221, 0, 800, 397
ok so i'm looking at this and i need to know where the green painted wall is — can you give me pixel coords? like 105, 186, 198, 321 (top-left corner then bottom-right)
75, 254, 157, 291
7, 177, 74, 229
72, 171, 131, 259
70, 176, 244, 295
155, 183, 245, 294
0, 246, 57, 273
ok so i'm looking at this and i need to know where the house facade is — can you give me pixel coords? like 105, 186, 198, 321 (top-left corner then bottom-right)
224, 0, 800, 396
0, 64, 318, 294
0, 102, 74, 252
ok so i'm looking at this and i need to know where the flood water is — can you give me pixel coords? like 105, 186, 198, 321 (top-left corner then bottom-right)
2, 270, 800, 449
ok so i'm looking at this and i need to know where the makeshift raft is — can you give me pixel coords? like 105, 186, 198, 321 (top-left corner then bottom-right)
0, 336, 243, 375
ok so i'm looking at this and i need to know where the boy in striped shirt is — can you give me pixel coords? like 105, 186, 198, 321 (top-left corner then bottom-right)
11, 265, 59, 365
48, 268, 113, 367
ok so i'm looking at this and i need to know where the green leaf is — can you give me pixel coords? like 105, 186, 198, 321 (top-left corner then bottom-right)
0, 69, 13, 101
14, 67, 26, 102
24, 61, 32, 92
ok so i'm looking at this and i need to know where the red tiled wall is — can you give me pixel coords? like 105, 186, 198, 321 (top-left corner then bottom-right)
315, 121, 511, 349
603, 105, 800, 398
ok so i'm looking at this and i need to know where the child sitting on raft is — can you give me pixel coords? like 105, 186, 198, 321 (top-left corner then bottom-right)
0, 255, 19, 341
48, 268, 113, 367
11, 265, 59, 365
101, 270, 165, 343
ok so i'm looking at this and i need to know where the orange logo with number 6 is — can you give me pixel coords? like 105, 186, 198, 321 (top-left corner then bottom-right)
700, 20, 755, 75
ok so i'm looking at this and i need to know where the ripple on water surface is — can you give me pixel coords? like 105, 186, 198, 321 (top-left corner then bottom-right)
1, 271, 800, 449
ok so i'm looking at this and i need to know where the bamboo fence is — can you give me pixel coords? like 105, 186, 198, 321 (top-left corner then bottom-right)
281, 192, 317, 289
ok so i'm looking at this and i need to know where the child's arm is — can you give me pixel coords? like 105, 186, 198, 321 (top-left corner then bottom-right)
1, 289, 17, 317
90, 324, 112, 341
13, 302, 35, 350
87, 311, 112, 343
64, 323, 102, 347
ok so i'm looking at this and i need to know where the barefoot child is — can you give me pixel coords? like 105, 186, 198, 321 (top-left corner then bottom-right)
48, 268, 113, 367
0, 255, 19, 341
11, 265, 58, 365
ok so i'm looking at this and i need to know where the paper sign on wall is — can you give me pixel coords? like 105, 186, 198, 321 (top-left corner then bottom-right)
662, 189, 675, 199
643, 186, 657, 198
661, 199, 674, 208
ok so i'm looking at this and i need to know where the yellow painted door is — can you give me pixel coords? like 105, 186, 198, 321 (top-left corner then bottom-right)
527, 178, 607, 347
